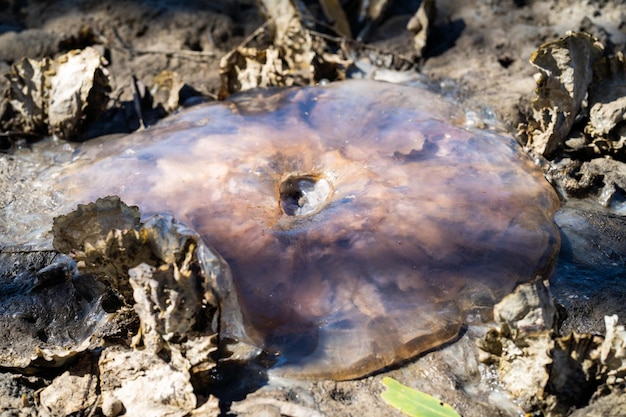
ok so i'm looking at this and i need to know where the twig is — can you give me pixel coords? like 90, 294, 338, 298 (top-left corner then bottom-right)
108, 25, 218, 60
121, 47, 218, 59
224, 22, 272, 51
85, 394, 101, 417
131, 75, 146, 130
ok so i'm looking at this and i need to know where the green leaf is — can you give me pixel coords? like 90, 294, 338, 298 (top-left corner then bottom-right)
380, 377, 461, 417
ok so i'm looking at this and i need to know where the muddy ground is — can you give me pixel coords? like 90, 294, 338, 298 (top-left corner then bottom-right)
1, 0, 626, 416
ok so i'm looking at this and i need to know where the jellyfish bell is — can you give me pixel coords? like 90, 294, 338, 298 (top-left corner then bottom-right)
39, 80, 559, 380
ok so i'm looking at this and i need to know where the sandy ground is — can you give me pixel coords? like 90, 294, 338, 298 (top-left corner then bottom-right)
1, 0, 626, 416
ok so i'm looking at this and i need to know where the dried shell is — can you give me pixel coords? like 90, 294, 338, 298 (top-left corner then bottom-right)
3, 46, 110, 139
38, 356, 99, 416
407, 0, 436, 56
48, 47, 110, 139
98, 347, 197, 417
586, 53, 626, 138
479, 281, 626, 415
0, 252, 111, 370
525, 32, 603, 156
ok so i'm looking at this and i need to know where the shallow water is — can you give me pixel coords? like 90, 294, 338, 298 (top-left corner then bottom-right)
551, 203, 626, 334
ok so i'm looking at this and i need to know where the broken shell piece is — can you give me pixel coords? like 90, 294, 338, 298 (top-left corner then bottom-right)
129, 224, 202, 347
543, 316, 626, 413
525, 32, 604, 156
559, 157, 626, 210
98, 347, 197, 417
44, 198, 225, 416
544, 332, 604, 415
48, 47, 110, 139
152, 70, 186, 113
479, 281, 626, 414
3, 46, 110, 139
38, 355, 99, 417
4, 57, 49, 134
45, 197, 224, 416
219, 3, 317, 97
0, 252, 110, 370
52, 196, 147, 301
586, 53, 626, 138
51, 196, 221, 385
493, 278, 557, 338
52, 196, 221, 343
478, 281, 556, 409
52, 196, 142, 255
219, 0, 353, 97
407, 0, 436, 56
129, 214, 221, 354
598, 315, 626, 387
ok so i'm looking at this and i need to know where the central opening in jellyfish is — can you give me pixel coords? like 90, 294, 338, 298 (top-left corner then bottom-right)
279, 175, 332, 216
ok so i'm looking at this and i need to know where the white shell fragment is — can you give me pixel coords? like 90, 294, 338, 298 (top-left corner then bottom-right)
4, 46, 110, 139
98, 347, 197, 417
478, 282, 626, 415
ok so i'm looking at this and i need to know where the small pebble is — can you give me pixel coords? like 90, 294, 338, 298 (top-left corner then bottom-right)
101, 393, 124, 417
